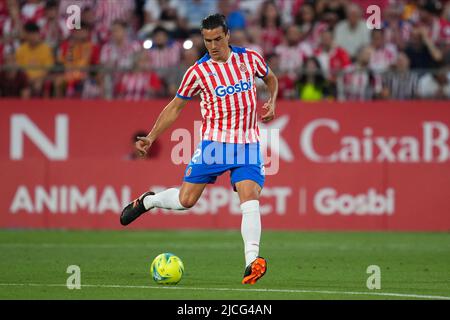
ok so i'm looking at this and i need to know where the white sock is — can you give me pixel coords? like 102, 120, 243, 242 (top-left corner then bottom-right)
240, 200, 261, 267
143, 188, 187, 210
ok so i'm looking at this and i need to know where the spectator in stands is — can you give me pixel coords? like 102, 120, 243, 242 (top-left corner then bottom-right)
177, 0, 218, 32
417, 66, 450, 99
37, 0, 69, 50
442, 1, 450, 58
444, 1, 450, 65
20, 0, 45, 25
275, 24, 311, 80
416, 0, 446, 45
297, 57, 330, 101
445, 47, 450, 66
15, 22, 54, 97
2, 0, 22, 48
367, 29, 398, 74
294, 2, 327, 49
315, 0, 347, 30
237, 0, 265, 25
59, 1, 102, 46
79, 6, 99, 43
58, 0, 96, 20
258, 0, 284, 55
339, 46, 382, 101
0, 0, 8, 26
142, 0, 163, 31
140, 0, 180, 39
4, 0, 450, 101
218, 0, 246, 31
273, 0, 303, 26
100, 20, 141, 70
405, 25, 443, 72
334, 3, 370, 58
418, 1, 450, 67
314, 29, 351, 90
81, 69, 101, 99
383, 2, 412, 50
382, 52, 419, 100
402, 0, 420, 23
264, 53, 295, 99
146, 26, 181, 79
166, 47, 200, 96
0, 43, 3, 66
443, 1, 450, 32
230, 28, 263, 53
95, 0, 136, 44
0, 50, 30, 98
115, 51, 163, 101
98, 19, 136, 97
54, 24, 100, 97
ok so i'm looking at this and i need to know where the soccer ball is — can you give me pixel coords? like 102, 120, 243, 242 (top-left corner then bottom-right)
150, 253, 184, 285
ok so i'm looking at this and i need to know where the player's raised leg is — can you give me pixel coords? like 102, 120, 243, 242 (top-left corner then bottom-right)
120, 182, 206, 226
235, 179, 267, 285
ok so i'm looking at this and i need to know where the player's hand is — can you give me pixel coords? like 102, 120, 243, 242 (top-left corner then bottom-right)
136, 136, 152, 157
261, 99, 275, 123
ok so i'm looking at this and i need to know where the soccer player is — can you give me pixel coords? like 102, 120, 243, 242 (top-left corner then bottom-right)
120, 14, 278, 285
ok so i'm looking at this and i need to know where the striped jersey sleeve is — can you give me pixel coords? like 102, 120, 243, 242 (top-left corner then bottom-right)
248, 49, 269, 78
176, 65, 201, 100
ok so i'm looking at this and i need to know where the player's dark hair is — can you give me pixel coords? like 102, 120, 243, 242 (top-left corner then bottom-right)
201, 13, 228, 34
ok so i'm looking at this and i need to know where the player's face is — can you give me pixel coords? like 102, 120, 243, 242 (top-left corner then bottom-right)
202, 27, 230, 62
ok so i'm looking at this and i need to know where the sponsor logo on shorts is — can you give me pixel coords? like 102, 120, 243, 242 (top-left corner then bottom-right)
186, 167, 192, 177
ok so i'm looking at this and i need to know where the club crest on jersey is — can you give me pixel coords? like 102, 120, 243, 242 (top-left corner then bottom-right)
239, 63, 247, 73
214, 79, 252, 97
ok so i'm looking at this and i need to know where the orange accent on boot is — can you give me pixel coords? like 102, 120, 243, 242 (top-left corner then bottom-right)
242, 258, 267, 285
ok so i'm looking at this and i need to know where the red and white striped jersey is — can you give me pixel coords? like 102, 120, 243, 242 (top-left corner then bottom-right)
100, 40, 142, 69
369, 44, 398, 73
146, 41, 181, 70
275, 42, 312, 77
176, 46, 268, 144
95, 0, 135, 29
116, 72, 162, 101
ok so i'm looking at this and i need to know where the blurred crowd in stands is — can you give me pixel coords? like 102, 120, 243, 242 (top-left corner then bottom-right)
0, 0, 449, 101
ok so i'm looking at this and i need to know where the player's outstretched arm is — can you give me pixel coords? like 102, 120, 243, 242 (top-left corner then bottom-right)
136, 97, 188, 156
261, 68, 278, 123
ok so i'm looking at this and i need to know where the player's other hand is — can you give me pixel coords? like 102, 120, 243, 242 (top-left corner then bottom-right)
136, 136, 152, 157
261, 99, 275, 123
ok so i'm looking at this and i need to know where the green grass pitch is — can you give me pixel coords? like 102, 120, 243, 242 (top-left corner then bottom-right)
0, 230, 449, 300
